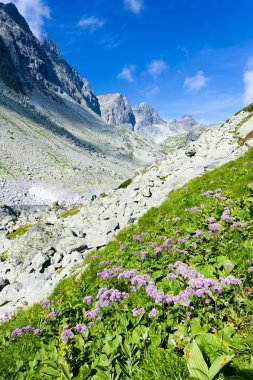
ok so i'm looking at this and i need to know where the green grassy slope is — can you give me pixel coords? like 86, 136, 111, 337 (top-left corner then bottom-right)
0, 147, 253, 380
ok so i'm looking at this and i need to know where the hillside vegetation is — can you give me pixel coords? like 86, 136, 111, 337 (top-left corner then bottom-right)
0, 147, 253, 380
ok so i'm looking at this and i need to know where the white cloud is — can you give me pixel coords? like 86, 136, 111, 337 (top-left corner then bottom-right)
184, 71, 209, 91
1, 0, 50, 40
118, 65, 135, 82
143, 84, 159, 98
77, 16, 104, 32
124, 0, 143, 14
147, 59, 167, 78
243, 58, 253, 105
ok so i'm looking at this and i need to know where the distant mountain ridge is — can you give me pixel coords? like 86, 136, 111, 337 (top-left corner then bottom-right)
98, 93, 205, 144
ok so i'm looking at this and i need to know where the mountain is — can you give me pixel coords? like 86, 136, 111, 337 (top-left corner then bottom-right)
0, 3, 100, 113
132, 102, 166, 128
98, 93, 135, 130
0, 2, 162, 206
98, 93, 207, 144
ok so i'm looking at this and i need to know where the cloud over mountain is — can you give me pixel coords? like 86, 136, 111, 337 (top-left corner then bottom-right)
1, 0, 50, 39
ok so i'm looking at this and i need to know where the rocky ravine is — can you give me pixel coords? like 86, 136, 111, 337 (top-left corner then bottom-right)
1, 110, 252, 319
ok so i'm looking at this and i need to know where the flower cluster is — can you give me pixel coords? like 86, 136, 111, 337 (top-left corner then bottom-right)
221, 207, 235, 222
133, 233, 145, 243
83, 296, 93, 305
46, 310, 60, 319
144, 261, 242, 308
231, 222, 247, 229
11, 325, 42, 339
61, 326, 74, 343
97, 266, 123, 279
132, 308, 145, 317
86, 288, 129, 321
41, 299, 55, 309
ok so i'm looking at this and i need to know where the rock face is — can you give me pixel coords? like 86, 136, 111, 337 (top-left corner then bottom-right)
0, 3, 99, 113
98, 93, 208, 144
42, 39, 100, 115
98, 93, 135, 130
132, 102, 166, 128
1, 110, 252, 316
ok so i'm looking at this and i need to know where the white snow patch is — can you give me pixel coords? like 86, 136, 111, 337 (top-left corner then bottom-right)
28, 186, 58, 204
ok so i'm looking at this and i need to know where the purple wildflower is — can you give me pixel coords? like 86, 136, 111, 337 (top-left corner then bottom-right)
118, 269, 136, 280
132, 308, 145, 317
11, 328, 23, 338
141, 251, 149, 258
75, 324, 87, 334
41, 299, 55, 309
46, 310, 60, 319
154, 246, 163, 254
166, 273, 177, 280
33, 328, 43, 335
148, 308, 157, 318
97, 268, 112, 279
86, 307, 100, 320
206, 217, 217, 224
83, 296, 93, 305
61, 328, 74, 343
133, 233, 145, 243
231, 222, 247, 229
208, 223, 220, 234
131, 274, 151, 287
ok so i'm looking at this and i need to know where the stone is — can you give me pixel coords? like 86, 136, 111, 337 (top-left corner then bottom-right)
31, 253, 50, 271
185, 148, 196, 157
0, 277, 10, 291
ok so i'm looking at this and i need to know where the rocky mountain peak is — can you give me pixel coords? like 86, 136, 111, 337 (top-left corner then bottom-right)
0, 2, 30, 34
0, 3, 100, 114
43, 39, 61, 56
98, 93, 135, 130
180, 114, 197, 127
133, 102, 166, 127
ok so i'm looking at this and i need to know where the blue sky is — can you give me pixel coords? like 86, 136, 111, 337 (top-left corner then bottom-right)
6, 0, 253, 122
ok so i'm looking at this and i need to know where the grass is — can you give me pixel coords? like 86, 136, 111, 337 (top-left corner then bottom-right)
238, 130, 253, 146
0, 147, 253, 379
0, 114, 27, 136
59, 207, 81, 218
117, 178, 132, 189
0, 162, 14, 178
234, 103, 253, 116
6, 224, 32, 240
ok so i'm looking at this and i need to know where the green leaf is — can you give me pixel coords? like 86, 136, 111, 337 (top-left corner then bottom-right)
208, 355, 233, 380
59, 359, 73, 380
40, 366, 59, 377
184, 340, 209, 380
74, 364, 91, 380
190, 318, 207, 338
